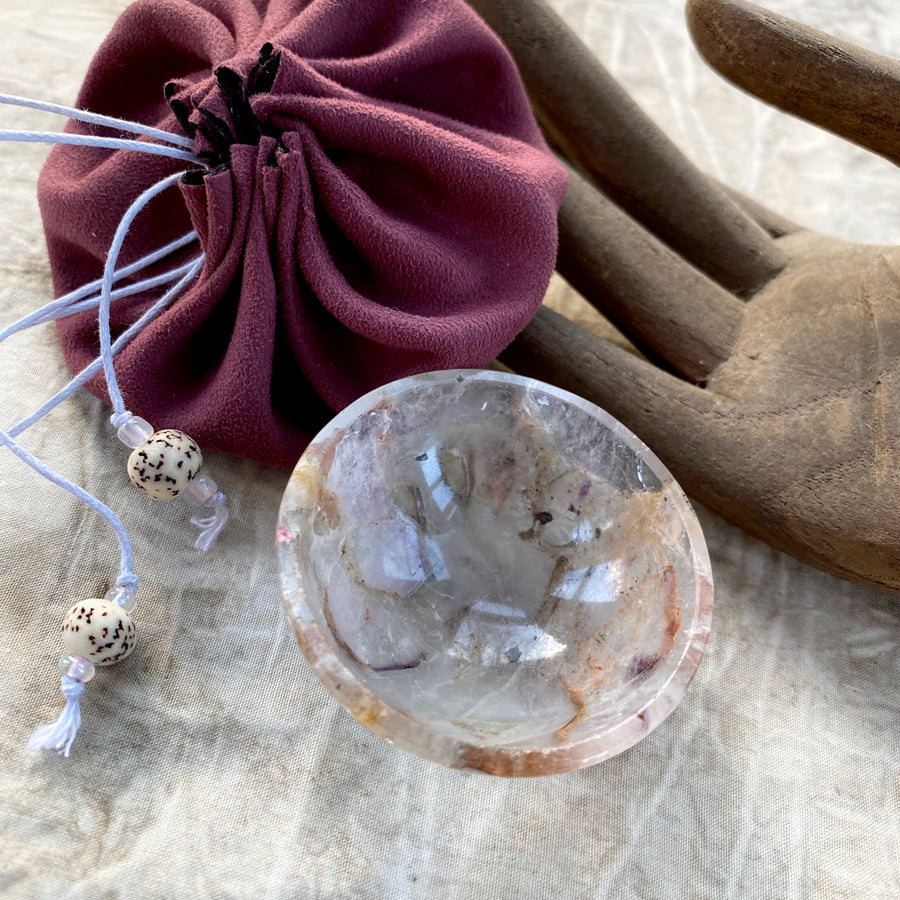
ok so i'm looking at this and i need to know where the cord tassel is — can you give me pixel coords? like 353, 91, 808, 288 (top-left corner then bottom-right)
190, 493, 229, 551
0, 96, 227, 758
27, 676, 86, 757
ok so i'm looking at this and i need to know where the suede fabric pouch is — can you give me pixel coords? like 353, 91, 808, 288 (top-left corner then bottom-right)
39, 0, 567, 468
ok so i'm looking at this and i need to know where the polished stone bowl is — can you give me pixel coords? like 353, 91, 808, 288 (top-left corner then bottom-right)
278, 370, 713, 776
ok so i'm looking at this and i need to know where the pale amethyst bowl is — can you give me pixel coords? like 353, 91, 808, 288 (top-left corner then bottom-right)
278, 370, 713, 776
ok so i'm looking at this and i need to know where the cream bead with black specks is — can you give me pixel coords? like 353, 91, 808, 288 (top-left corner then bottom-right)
61, 598, 135, 666
127, 428, 202, 500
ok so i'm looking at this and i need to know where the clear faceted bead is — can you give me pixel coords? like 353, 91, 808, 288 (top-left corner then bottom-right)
186, 473, 217, 503
58, 654, 96, 683
105, 585, 137, 613
116, 415, 154, 449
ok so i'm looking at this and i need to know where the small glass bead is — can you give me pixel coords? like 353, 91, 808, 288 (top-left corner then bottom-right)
58, 654, 96, 683
117, 415, 155, 449
186, 473, 218, 503
105, 585, 137, 613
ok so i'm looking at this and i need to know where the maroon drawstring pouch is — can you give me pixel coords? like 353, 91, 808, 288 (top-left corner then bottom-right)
38, 0, 568, 470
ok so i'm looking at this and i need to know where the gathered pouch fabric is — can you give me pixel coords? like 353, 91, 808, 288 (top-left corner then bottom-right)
39, 0, 568, 468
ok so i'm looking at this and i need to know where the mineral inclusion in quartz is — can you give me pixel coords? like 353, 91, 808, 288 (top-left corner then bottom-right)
278, 371, 713, 776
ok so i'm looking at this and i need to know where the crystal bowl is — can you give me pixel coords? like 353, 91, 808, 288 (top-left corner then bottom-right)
278, 370, 713, 776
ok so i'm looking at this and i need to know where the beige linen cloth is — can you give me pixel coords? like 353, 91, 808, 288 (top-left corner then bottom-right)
0, 1, 897, 897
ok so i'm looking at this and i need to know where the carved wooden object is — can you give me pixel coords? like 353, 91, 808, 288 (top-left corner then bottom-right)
467, 0, 900, 592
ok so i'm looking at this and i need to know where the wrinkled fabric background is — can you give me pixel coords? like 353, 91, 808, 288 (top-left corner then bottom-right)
0, 1, 897, 898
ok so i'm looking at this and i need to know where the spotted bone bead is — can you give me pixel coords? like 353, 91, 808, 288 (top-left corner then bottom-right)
62, 598, 136, 666
127, 428, 202, 500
